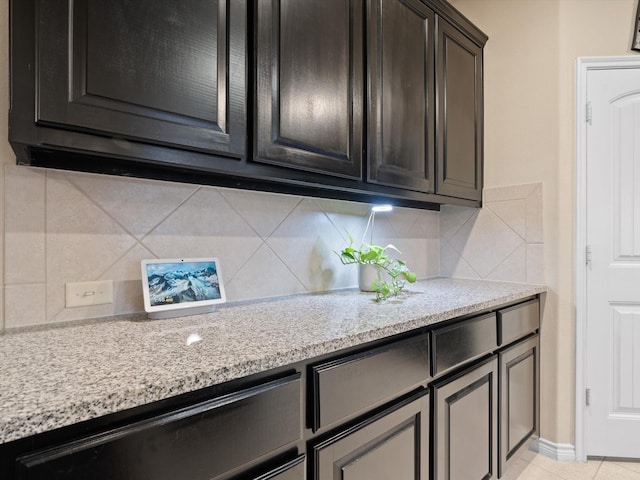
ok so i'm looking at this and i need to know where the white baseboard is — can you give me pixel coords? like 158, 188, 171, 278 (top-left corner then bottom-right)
532, 438, 577, 462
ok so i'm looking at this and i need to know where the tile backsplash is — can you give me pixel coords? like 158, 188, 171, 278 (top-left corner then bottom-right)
440, 182, 544, 284
3, 165, 440, 328
3, 165, 544, 330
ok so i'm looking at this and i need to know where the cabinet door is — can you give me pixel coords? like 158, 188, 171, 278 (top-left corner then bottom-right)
33, 0, 246, 159
367, 0, 435, 193
433, 357, 498, 480
255, 0, 363, 179
312, 390, 429, 480
435, 18, 483, 201
499, 335, 539, 478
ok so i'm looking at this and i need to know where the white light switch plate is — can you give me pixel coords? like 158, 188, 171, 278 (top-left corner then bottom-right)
65, 280, 113, 308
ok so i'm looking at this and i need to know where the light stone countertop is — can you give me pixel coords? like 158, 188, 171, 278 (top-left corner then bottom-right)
0, 277, 546, 445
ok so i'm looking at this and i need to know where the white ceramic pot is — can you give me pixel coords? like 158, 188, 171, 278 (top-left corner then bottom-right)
359, 264, 382, 292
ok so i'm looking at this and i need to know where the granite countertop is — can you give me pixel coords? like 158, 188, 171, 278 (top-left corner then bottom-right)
0, 278, 546, 445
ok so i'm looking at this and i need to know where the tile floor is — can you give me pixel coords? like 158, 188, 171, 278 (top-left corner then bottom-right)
513, 453, 640, 480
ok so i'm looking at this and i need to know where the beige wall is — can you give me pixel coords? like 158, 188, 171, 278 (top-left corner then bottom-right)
451, 0, 637, 446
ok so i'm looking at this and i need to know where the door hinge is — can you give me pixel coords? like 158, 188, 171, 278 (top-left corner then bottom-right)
585, 245, 592, 266
586, 388, 591, 406
586, 101, 592, 125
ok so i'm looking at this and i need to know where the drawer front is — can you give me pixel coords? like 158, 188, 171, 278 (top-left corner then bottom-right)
16, 375, 302, 480
311, 334, 430, 431
432, 313, 497, 376
498, 299, 540, 346
251, 455, 306, 480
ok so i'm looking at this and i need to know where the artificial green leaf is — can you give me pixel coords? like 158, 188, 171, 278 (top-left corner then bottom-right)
385, 244, 401, 254
361, 250, 378, 262
337, 231, 416, 301
403, 271, 417, 283
341, 251, 355, 261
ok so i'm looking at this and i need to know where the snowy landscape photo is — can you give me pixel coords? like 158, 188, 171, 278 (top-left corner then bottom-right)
145, 261, 222, 307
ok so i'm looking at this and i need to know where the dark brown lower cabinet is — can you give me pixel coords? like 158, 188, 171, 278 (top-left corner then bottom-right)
15, 375, 302, 480
310, 333, 430, 431
499, 335, 539, 478
433, 357, 498, 480
312, 390, 429, 480
254, 456, 306, 480
1, 297, 541, 480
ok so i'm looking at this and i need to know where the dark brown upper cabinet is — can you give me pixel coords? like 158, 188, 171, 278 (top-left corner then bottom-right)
367, 0, 436, 194
255, 0, 364, 179
10, 0, 487, 209
256, 0, 485, 201
10, 0, 246, 165
435, 17, 484, 201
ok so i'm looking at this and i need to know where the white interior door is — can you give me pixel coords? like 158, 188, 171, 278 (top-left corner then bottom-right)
585, 65, 640, 458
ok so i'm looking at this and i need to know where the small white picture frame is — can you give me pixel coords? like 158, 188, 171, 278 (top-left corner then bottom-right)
141, 257, 226, 319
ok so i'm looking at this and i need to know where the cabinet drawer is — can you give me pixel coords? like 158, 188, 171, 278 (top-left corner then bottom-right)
310, 334, 430, 431
252, 455, 305, 480
16, 375, 301, 480
432, 313, 497, 376
498, 299, 540, 346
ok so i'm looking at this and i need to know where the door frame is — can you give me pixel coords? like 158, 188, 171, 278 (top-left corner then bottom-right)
575, 55, 640, 462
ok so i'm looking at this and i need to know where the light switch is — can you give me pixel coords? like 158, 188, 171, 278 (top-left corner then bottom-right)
65, 280, 113, 308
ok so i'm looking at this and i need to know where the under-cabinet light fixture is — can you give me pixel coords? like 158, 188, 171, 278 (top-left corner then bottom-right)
362, 204, 394, 244
371, 204, 393, 213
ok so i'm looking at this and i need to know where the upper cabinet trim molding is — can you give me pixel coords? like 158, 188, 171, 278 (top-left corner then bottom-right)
428, 0, 488, 47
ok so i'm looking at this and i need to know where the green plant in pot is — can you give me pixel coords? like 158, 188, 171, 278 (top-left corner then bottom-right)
337, 232, 417, 302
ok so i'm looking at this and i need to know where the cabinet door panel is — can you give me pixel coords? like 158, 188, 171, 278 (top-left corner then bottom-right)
499, 335, 539, 477
256, 0, 363, 179
313, 390, 429, 480
368, 0, 435, 192
36, 0, 245, 157
436, 18, 483, 201
433, 357, 498, 480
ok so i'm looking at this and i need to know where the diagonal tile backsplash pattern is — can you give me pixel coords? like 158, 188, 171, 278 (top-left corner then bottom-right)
3, 165, 440, 328
440, 182, 544, 284
3, 165, 544, 329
